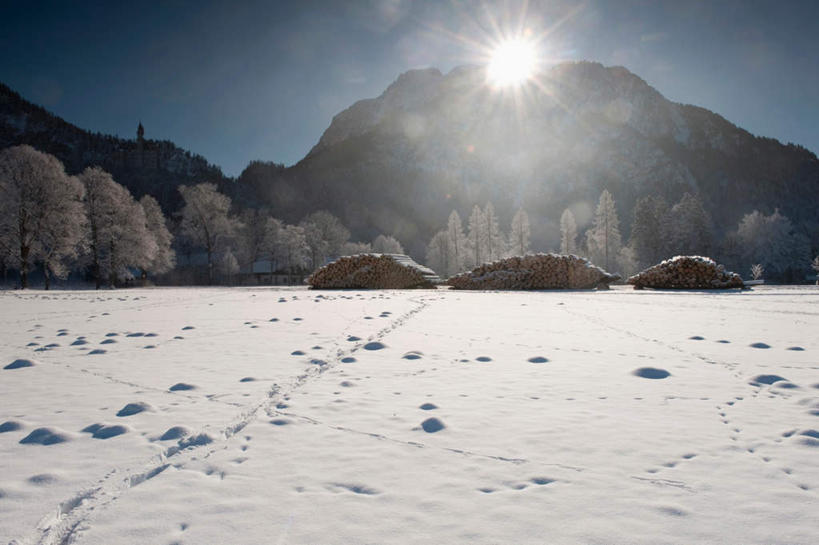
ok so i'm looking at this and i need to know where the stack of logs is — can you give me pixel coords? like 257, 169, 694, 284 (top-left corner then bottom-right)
627, 256, 744, 289
447, 254, 620, 290
308, 254, 439, 289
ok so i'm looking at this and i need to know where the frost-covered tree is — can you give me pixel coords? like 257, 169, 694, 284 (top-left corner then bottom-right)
277, 224, 309, 275
38, 174, 86, 290
559, 208, 578, 255
0, 145, 85, 288
446, 210, 467, 274
178, 183, 237, 285
340, 241, 372, 256
508, 208, 530, 256
812, 256, 819, 285
217, 248, 239, 283
483, 202, 504, 262
664, 193, 713, 257
372, 234, 404, 254
586, 190, 622, 270
426, 231, 449, 277
629, 196, 669, 267
81, 168, 156, 288
299, 210, 350, 270
467, 205, 485, 267
236, 208, 280, 271
139, 195, 175, 281
736, 209, 810, 279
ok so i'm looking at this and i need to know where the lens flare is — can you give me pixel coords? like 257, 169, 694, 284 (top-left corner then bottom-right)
487, 38, 537, 87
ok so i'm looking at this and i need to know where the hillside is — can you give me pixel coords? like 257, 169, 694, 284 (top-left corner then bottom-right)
237, 62, 819, 258
0, 82, 225, 212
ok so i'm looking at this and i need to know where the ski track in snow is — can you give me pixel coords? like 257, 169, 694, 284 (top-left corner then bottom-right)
10, 291, 433, 545
1, 287, 817, 545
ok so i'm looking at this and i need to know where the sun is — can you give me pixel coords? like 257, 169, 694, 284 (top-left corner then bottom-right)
487, 38, 537, 87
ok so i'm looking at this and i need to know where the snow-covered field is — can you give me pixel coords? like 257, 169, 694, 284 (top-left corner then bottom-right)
1, 286, 818, 545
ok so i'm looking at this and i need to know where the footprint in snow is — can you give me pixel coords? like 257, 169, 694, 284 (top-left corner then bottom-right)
475, 356, 492, 362
419, 403, 438, 410
0, 421, 24, 432
116, 402, 152, 417
27, 474, 58, 485
347, 336, 361, 342
633, 367, 671, 379
291, 350, 306, 356
270, 418, 291, 426
126, 332, 145, 337
105, 332, 118, 337
749, 374, 788, 386
269, 318, 278, 322
786, 346, 805, 351
364, 342, 386, 351
750, 342, 771, 349
159, 426, 191, 441
340, 357, 356, 363
19, 427, 71, 445
402, 351, 422, 360
689, 336, 705, 340
239, 377, 256, 382
5, 358, 36, 370
420, 417, 445, 433
88, 349, 107, 355
169, 383, 196, 391
329, 483, 380, 495
100, 339, 117, 344
83, 423, 129, 439
528, 356, 548, 363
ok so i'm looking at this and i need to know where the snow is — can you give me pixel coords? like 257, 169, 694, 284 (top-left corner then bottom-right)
1, 286, 818, 545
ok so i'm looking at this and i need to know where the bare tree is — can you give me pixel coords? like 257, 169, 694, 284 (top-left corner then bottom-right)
0, 145, 84, 289
139, 195, 175, 282
178, 183, 237, 285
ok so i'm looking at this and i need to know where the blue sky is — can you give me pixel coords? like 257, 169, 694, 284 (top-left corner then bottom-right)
2, 0, 817, 176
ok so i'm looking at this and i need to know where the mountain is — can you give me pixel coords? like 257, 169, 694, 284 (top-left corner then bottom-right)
0, 82, 225, 212
236, 61, 819, 259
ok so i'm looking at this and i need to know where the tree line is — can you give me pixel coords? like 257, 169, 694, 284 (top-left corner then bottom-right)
426, 190, 816, 282
0, 145, 404, 289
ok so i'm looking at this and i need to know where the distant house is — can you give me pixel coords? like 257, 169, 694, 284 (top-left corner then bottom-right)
239, 259, 306, 286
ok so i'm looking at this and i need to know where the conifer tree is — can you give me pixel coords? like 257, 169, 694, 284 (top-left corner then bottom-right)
509, 208, 531, 256
586, 190, 622, 270
559, 209, 578, 255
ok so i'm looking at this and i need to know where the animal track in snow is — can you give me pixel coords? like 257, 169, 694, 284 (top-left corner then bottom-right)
632, 367, 671, 379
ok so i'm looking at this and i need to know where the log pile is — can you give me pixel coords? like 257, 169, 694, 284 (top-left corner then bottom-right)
627, 256, 744, 289
446, 254, 620, 290
308, 254, 439, 289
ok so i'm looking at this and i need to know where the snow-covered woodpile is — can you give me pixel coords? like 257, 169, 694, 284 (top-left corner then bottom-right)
627, 256, 744, 289
308, 254, 439, 289
446, 254, 620, 290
